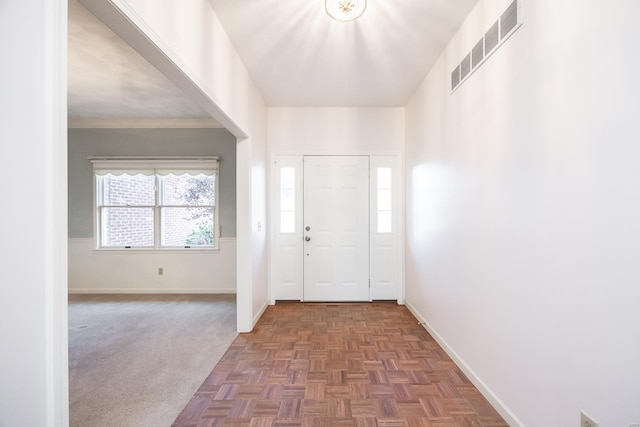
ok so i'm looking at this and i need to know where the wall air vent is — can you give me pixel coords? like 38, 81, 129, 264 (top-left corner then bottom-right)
472, 38, 484, 69
460, 53, 471, 80
485, 21, 500, 54
451, 65, 461, 90
451, 0, 522, 93
501, 0, 518, 38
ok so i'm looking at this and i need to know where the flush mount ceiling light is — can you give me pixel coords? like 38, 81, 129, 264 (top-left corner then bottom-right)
325, 0, 367, 23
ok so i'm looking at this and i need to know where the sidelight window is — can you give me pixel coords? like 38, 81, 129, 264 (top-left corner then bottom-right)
376, 167, 392, 233
279, 167, 296, 233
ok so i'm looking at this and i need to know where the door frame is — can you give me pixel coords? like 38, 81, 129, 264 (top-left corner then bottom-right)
269, 154, 404, 305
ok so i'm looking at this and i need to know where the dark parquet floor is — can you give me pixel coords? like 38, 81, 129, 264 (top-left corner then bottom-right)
173, 302, 508, 427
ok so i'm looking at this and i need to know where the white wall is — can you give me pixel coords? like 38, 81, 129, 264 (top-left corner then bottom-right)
0, 1, 68, 426
405, 0, 640, 426
268, 107, 405, 155
69, 238, 236, 293
81, 0, 269, 332
251, 106, 269, 324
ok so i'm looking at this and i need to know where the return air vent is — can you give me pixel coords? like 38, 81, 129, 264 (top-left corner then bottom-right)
460, 53, 471, 80
451, 0, 522, 93
472, 38, 484, 68
485, 21, 500, 54
501, 0, 518, 37
451, 65, 460, 90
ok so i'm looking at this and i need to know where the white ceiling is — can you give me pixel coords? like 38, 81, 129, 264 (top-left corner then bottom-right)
68, 0, 479, 119
208, 0, 479, 107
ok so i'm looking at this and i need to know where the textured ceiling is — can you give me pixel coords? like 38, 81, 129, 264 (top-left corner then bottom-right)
208, 0, 479, 106
67, 0, 212, 120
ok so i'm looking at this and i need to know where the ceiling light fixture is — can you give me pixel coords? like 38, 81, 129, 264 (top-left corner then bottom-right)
325, 0, 367, 23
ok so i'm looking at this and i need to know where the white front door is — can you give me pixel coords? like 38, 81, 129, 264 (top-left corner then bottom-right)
303, 156, 370, 301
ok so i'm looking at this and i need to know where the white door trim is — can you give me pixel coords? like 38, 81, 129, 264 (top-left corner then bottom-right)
270, 154, 403, 304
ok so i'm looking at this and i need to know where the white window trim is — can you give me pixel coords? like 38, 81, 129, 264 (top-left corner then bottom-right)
91, 157, 220, 251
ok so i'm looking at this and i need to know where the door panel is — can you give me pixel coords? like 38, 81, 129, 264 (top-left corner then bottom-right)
303, 156, 370, 301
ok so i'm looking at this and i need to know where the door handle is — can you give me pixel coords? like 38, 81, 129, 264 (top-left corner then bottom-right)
305, 236, 311, 242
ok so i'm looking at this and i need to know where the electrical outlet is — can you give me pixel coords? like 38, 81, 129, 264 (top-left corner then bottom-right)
158, 267, 164, 276
581, 411, 599, 427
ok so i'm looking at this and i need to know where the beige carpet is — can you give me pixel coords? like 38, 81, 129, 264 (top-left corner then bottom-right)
68, 294, 237, 427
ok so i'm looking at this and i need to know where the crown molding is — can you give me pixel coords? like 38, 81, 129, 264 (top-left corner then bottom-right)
68, 118, 224, 129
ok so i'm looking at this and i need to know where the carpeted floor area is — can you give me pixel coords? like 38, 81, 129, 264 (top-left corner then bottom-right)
68, 294, 237, 427
173, 302, 508, 427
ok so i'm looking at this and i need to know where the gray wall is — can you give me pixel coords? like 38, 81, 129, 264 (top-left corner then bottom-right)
68, 128, 236, 238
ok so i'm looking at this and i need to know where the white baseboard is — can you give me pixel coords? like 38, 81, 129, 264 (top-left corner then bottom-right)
252, 300, 269, 329
69, 288, 236, 295
404, 300, 524, 427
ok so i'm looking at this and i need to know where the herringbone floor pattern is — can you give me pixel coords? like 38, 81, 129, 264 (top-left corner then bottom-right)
173, 302, 508, 427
